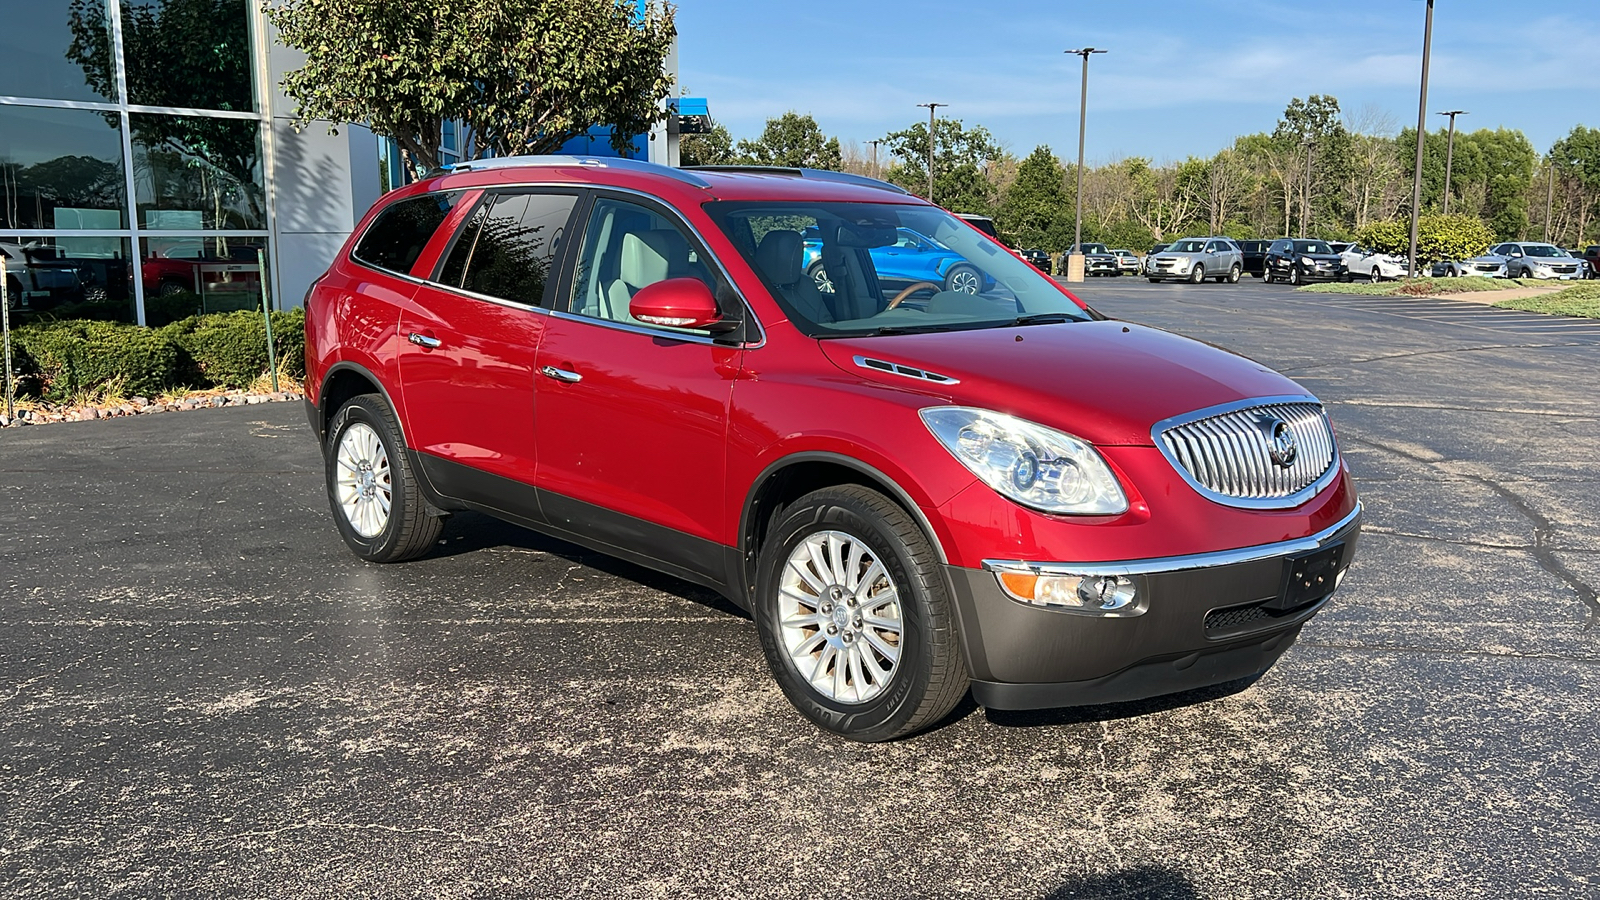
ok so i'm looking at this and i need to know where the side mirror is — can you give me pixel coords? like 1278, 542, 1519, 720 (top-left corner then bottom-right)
629, 277, 727, 330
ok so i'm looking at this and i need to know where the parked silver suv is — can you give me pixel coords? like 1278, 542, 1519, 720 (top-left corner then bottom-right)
1486, 242, 1586, 280
1146, 237, 1243, 284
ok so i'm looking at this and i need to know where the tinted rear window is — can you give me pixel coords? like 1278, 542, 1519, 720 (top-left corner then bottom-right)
352, 192, 464, 275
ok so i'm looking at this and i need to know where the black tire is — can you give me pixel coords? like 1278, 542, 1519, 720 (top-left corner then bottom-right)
753, 485, 968, 742
1368, 266, 1382, 284
1189, 263, 1205, 284
156, 279, 189, 297
1147, 277, 1161, 283
944, 264, 981, 294
1229, 264, 1242, 283
324, 393, 443, 563
1287, 266, 1301, 286
1262, 269, 1275, 284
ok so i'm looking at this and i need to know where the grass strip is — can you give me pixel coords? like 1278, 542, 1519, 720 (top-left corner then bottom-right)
1296, 277, 1546, 297
1492, 282, 1600, 319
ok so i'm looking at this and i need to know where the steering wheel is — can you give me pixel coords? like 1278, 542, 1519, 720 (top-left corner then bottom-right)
886, 281, 943, 309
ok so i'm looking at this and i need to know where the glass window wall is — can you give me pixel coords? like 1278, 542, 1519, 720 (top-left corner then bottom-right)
0, 2, 118, 104
139, 235, 268, 324
120, 0, 255, 112
131, 113, 264, 230
2, 234, 136, 324
0, 105, 129, 231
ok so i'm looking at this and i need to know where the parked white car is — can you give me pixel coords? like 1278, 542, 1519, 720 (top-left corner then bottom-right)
1339, 244, 1407, 282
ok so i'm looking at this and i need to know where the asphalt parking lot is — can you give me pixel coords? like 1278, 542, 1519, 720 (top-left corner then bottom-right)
2, 276, 1597, 899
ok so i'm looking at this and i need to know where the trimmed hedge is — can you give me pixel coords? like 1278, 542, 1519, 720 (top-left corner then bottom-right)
11, 320, 184, 400
8, 308, 305, 400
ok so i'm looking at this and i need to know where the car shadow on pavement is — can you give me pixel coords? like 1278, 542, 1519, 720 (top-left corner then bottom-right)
1041, 865, 1200, 899
429, 511, 750, 618
981, 675, 1264, 729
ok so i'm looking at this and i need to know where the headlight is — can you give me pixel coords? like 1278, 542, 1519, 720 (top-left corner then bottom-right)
920, 407, 1128, 515
1300, 256, 1314, 266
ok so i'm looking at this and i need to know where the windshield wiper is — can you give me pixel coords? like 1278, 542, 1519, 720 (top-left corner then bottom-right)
871, 323, 970, 335
1009, 312, 1082, 326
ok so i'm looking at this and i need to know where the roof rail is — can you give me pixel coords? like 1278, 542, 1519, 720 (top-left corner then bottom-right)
685, 166, 912, 196
437, 155, 713, 189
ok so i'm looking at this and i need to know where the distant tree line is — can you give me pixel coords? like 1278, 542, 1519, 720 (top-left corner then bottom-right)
683, 96, 1600, 254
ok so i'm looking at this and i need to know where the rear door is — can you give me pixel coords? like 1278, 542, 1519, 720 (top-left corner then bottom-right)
396, 189, 581, 510
531, 193, 746, 585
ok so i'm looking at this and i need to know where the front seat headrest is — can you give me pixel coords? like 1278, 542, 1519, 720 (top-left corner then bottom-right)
621, 229, 688, 289
755, 230, 803, 287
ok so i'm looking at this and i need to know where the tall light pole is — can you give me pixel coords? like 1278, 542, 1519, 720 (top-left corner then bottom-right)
868, 138, 884, 180
1407, 0, 1435, 279
916, 102, 947, 203
1065, 47, 1106, 284
1301, 139, 1315, 238
1544, 159, 1556, 242
1437, 109, 1467, 215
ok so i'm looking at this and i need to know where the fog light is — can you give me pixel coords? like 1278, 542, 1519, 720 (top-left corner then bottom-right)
995, 571, 1141, 616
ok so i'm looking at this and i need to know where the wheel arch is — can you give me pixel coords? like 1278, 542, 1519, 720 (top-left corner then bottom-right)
738, 451, 951, 603
317, 361, 407, 448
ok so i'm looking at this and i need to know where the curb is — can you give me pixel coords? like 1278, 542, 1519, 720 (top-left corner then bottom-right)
0, 391, 304, 429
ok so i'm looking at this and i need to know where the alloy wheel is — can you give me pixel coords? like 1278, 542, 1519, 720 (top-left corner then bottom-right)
335, 422, 392, 538
777, 530, 903, 704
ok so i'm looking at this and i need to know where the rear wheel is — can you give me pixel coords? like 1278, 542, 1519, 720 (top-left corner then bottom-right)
753, 485, 967, 742
1226, 264, 1241, 284
944, 264, 981, 294
1189, 264, 1205, 284
324, 394, 443, 563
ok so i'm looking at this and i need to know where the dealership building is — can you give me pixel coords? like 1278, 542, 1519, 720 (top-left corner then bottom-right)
0, 1, 690, 325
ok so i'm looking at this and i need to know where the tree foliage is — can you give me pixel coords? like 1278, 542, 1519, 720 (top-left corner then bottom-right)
734, 113, 841, 170
880, 118, 1000, 212
1358, 214, 1495, 262
680, 122, 736, 167
996, 146, 1070, 249
263, 0, 677, 171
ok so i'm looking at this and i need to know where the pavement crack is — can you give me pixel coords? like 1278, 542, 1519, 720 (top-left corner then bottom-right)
1278, 343, 1561, 374
1350, 436, 1600, 630
1298, 640, 1599, 665
1361, 526, 1598, 555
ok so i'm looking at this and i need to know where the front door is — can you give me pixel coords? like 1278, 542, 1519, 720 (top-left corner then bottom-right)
397, 190, 580, 511
533, 194, 744, 585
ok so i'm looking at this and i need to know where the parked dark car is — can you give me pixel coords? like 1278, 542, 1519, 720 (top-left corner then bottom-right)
1017, 248, 1051, 272
302, 156, 1359, 741
1059, 242, 1120, 276
1263, 239, 1346, 284
1581, 245, 1599, 278
1236, 240, 1272, 277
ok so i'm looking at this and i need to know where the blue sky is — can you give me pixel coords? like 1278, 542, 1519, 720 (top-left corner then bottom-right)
677, 0, 1596, 163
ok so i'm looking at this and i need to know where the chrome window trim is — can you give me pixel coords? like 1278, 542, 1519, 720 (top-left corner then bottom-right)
347, 182, 766, 348
1151, 393, 1341, 511
982, 502, 1361, 579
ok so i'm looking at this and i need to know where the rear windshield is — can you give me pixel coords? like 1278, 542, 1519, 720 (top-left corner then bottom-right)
705, 200, 1090, 337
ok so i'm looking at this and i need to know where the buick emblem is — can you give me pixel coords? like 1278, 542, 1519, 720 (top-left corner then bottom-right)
1265, 418, 1299, 468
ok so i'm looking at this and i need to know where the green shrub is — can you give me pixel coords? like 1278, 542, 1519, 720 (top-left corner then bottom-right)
1357, 214, 1496, 263
11, 320, 183, 400
161, 308, 305, 389
144, 291, 205, 327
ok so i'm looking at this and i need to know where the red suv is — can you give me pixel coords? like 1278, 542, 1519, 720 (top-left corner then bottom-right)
303, 157, 1361, 741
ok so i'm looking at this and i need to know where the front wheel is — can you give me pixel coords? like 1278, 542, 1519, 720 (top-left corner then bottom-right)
325, 394, 443, 563
1227, 264, 1242, 284
1369, 266, 1382, 284
753, 485, 968, 742
1287, 266, 1301, 286
1147, 277, 1162, 283
806, 261, 835, 294
1189, 263, 1205, 284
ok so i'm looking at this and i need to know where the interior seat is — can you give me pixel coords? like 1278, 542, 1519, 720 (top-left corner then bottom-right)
754, 230, 834, 325
603, 229, 687, 324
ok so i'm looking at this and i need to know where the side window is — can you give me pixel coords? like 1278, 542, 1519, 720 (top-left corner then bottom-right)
352, 192, 463, 275
437, 192, 577, 306
566, 197, 718, 329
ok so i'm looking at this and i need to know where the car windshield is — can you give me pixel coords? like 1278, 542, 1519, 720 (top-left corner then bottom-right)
1293, 240, 1334, 254
1169, 240, 1206, 253
1522, 244, 1565, 258
1078, 243, 1109, 254
705, 201, 1091, 337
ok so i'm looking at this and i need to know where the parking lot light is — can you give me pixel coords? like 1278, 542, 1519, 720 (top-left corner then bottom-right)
1437, 110, 1467, 216
1407, 0, 1435, 279
1065, 47, 1106, 284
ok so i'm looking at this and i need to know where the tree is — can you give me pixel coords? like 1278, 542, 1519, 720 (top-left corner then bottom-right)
1272, 95, 1351, 237
1358, 214, 1494, 262
734, 113, 842, 170
880, 118, 1001, 210
263, 0, 677, 172
1200, 148, 1254, 235
680, 122, 735, 167
996, 146, 1070, 250
1545, 126, 1600, 245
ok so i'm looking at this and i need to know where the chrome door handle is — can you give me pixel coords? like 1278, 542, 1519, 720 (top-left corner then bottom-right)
540, 365, 582, 384
407, 332, 442, 349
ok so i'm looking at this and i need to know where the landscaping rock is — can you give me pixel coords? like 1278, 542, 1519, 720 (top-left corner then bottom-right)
78, 408, 99, 421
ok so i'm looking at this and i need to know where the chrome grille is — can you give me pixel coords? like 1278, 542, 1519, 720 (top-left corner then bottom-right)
1158, 401, 1336, 507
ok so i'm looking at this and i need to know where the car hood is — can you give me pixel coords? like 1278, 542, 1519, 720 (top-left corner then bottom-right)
1523, 256, 1581, 264
1291, 253, 1342, 262
1462, 256, 1505, 265
819, 321, 1304, 446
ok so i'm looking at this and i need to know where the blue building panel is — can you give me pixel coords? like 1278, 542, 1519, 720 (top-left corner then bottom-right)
556, 127, 648, 160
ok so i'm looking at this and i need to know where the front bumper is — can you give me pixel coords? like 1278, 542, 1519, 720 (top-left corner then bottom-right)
948, 503, 1361, 709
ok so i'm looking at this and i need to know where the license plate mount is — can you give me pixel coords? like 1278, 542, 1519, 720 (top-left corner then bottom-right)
1271, 542, 1345, 611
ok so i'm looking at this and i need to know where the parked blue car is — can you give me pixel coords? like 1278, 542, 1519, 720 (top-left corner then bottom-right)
803, 226, 986, 295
